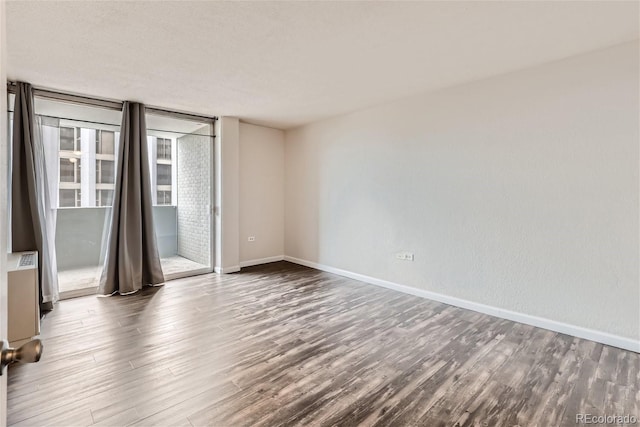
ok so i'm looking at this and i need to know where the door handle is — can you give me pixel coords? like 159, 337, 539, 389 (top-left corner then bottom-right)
0, 339, 43, 375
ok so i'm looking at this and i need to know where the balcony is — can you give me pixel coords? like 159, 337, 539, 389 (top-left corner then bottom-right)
56, 205, 210, 296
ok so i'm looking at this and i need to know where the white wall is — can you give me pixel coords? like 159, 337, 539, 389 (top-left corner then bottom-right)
215, 117, 240, 273
239, 123, 285, 265
284, 42, 640, 346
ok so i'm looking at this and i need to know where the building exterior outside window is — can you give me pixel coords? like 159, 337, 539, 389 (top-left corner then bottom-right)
155, 137, 173, 205
157, 190, 172, 205
58, 127, 82, 207
96, 129, 115, 155
54, 126, 174, 207
157, 137, 171, 160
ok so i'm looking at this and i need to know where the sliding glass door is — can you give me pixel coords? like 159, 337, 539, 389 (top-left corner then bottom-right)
145, 113, 214, 279
31, 97, 122, 297
8, 92, 215, 297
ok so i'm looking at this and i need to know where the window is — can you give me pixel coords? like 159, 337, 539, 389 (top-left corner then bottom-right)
96, 130, 115, 155
157, 164, 172, 186
156, 191, 172, 206
60, 158, 81, 183
153, 137, 173, 205
59, 126, 75, 151
29, 95, 123, 294
96, 189, 114, 207
55, 125, 117, 207
59, 189, 75, 207
59, 189, 81, 208
96, 160, 115, 184
157, 138, 171, 160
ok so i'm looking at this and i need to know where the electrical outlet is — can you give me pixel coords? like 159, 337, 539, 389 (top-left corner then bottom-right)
395, 252, 414, 261
248, 236, 256, 242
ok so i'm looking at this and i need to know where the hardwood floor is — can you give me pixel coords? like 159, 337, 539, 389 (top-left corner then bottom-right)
7, 261, 639, 426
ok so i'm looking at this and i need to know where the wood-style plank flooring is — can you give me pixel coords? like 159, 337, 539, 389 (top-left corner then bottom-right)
7, 261, 639, 426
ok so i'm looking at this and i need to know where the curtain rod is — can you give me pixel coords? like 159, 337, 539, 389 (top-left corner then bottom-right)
6, 81, 219, 123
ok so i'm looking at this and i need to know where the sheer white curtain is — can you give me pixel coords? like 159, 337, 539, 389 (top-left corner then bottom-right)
35, 115, 60, 304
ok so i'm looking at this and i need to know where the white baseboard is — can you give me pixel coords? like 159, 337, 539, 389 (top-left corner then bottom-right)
165, 267, 213, 281
239, 255, 285, 268
283, 256, 640, 353
214, 265, 241, 274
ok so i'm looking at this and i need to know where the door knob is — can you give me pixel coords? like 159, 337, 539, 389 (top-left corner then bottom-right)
0, 339, 43, 375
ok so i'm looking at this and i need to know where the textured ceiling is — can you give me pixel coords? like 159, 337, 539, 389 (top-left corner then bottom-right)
6, 1, 639, 129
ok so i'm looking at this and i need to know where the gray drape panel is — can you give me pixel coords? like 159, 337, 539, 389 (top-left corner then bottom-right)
99, 102, 164, 295
11, 82, 58, 310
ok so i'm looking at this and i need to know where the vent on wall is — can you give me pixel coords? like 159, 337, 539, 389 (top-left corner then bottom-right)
19, 253, 36, 267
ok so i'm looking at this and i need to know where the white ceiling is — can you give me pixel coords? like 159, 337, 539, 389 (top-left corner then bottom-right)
6, 1, 639, 130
